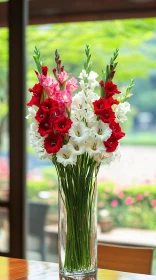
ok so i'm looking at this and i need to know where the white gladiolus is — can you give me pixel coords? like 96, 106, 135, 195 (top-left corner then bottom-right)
88, 71, 98, 81
85, 137, 103, 157
115, 102, 131, 123
69, 122, 89, 143
79, 70, 88, 79
69, 139, 85, 156
85, 110, 97, 128
26, 106, 36, 119
88, 80, 99, 91
79, 80, 87, 90
94, 146, 121, 164
93, 149, 113, 165
57, 144, 77, 167
113, 147, 121, 162
85, 89, 99, 103
72, 91, 86, 109
71, 109, 86, 122
91, 120, 112, 141
29, 120, 49, 159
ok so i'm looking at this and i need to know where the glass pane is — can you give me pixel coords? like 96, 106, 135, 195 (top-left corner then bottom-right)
26, 19, 156, 274
0, 207, 9, 252
0, 27, 9, 202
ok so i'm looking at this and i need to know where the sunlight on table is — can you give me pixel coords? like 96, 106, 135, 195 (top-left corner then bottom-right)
0, 258, 8, 280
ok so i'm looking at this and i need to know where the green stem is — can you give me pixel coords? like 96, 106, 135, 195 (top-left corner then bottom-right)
55, 155, 98, 273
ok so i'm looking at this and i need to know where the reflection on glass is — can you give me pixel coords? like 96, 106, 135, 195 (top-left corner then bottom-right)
0, 27, 9, 202
0, 207, 9, 252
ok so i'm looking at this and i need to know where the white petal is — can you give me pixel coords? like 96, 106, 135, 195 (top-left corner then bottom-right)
69, 139, 85, 155
115, 102, 131, 123
88, 71, 98, 81
26, 106, 37, 119
85, 137, 104, 157
72, 91, 86, 109
79, 70, 88, 79
57, 144, 77, 166
69, 122, 89, 143
91, 120, 112, 141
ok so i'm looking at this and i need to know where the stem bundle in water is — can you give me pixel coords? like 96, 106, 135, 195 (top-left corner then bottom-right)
54, 154, 99, 274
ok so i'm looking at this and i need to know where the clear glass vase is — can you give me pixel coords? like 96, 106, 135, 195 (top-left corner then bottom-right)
58, 175, 97, 278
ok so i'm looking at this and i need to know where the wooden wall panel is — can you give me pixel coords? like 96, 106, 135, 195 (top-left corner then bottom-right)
0, 0, 156, 27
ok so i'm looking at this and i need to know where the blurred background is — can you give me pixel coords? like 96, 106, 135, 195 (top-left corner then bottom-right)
0, 0, 156, 275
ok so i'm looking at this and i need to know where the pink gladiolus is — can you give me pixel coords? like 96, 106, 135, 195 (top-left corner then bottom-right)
136, 194, 143, 201
57, 71, 70, 86
66, 77, 79, 93
125, 196, 134, 205
151, 200, 156, 207
38, 74, 59, 97
111, 200, 118, 207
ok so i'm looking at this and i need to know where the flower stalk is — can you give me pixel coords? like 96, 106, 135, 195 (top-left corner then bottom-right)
54, 155, 99, 272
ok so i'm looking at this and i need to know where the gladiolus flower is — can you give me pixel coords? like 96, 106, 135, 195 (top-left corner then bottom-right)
104, 81, 121, 98
93, 98, 115, 123
38, 119, 53, 136
56, 144, 77, 166
35, 108, 48, 123
27, 83, 43, 107
54, 116, 72, 134
104, 135, 119, 153
44, 132, 63, 154
110, 121, 125, 140
41, 98, 59, 113
42, 66, 48, 76
57, 71, 70, 86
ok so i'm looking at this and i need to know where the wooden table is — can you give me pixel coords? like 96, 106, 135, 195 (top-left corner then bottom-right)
0, 257, 156, 280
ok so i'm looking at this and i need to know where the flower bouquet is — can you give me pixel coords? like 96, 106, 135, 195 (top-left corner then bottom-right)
26, 46, 133, 277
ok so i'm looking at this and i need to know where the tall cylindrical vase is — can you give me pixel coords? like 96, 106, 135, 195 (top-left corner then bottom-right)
58, 175, 97, 278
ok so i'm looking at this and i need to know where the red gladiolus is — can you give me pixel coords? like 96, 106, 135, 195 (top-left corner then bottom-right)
54, 116, 72, 134
93, 98, 115, 123
110, 121, 125, 140
99, 80, 104, 87
27, 83, 43, 107
41, 98, 59, 113
35, 108, 48, 123
38, 119, 53, 136
108, 69, 116, 81
104, 81, 121, 98
100, 109, 115, 124
107, 96, 119, 106
42, 66, 48, 76
44, 132, 63, 154
29, 83, 43, 95
104, 135, 119, 152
